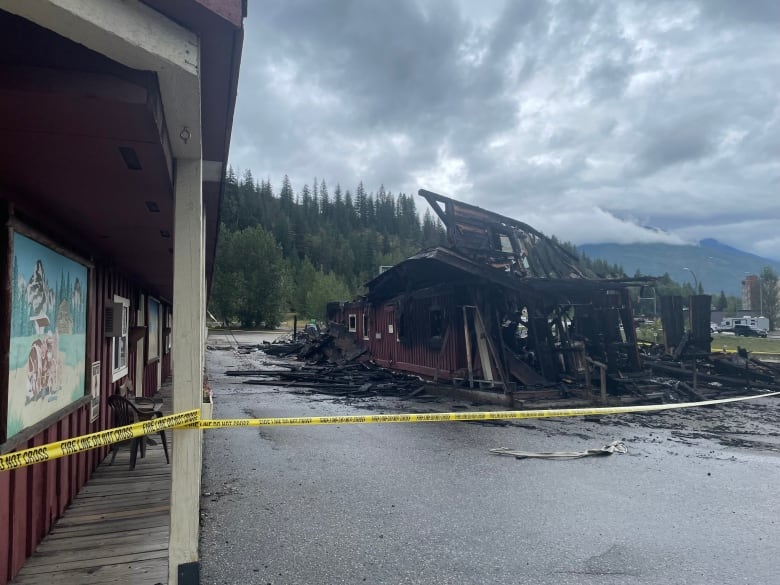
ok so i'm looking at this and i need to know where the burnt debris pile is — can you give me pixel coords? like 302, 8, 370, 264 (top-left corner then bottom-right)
229, 363, 433, 400
224, 321, 778, 405
226, 324, 435, 400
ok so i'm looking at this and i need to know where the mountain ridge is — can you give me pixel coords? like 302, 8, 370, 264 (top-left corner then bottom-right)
578, 239, 780, 297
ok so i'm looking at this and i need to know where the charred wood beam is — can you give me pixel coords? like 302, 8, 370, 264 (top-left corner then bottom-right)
713, 359, 774, 383
529, 315, 559, 381
647, 360, 778, 388
688, 294, 713, 355
660, 296, 685, 353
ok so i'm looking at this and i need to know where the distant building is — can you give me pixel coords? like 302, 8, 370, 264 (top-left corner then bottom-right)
741, 275, 761, 313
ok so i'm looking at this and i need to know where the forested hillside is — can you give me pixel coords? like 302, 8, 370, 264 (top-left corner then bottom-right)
210, 170, 447, 327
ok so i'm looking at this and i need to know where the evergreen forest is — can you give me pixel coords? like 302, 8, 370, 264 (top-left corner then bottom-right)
210, 170, 448, 327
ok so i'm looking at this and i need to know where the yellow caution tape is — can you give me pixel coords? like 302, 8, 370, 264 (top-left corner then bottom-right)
0, 409, 200, 473
190, 391, 780, 428
3, 391, 779, 472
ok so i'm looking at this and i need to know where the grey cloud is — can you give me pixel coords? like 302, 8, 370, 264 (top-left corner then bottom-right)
585, 58, 634, 101
700, 0, 780, 25
633, 116, 716, 174
229, 0, 780, 260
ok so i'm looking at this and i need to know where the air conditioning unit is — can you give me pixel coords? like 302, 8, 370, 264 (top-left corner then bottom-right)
104, 302, 127, 337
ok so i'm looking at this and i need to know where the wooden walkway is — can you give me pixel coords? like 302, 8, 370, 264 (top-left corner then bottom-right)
11, 391, 174, 585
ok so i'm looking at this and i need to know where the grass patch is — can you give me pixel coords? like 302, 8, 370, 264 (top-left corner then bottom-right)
712, 334, 780, 355
637, 326, 780, 355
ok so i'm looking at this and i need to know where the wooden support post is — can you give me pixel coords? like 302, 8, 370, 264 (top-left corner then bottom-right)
660, 295, 685, 354
169, 158, 204, 583
472, 307, 495, 387
495, 309, 512, 394
462, 306, 474, 388
587, 358, 608, 404
433, 326, 451, 383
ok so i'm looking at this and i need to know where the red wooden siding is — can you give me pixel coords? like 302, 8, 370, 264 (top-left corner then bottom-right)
0, 261, 171, 585
0, 472, 9, 581
161, 349, 172, 382
143, 361, 159, 398
338, 294, 470, 381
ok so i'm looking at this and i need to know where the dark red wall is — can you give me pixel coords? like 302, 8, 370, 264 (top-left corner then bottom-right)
340, 294, 471, 381
0, 262, 167, 584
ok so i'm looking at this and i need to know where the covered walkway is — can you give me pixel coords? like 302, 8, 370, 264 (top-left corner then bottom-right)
11, 384, 173, 585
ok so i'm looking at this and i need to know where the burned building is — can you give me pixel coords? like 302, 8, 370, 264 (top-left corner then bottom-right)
330, 190, 650, 398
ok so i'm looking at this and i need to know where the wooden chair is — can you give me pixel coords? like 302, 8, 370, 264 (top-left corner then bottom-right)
107, 394, 143, 469
116, 379, 169, 463
107, 394, 170, 469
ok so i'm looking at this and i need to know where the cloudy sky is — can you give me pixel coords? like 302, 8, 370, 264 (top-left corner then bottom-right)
229, 0, 780, 259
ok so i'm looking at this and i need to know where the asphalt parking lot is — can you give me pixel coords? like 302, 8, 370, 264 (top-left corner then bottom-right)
200, 331, 780, 585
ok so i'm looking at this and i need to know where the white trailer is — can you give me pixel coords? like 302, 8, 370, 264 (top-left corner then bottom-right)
720, 315, 769, 332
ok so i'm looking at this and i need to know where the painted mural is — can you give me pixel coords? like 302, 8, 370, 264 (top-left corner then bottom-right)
7, 233, 88, 439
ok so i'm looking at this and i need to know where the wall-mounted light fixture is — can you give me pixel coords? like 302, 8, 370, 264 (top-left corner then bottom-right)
179, 127, 191, 144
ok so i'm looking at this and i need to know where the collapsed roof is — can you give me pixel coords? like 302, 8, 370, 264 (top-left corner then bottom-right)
366, 189, 650, 304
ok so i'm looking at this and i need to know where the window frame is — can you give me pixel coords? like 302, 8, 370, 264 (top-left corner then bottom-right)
111, 294, 130, 382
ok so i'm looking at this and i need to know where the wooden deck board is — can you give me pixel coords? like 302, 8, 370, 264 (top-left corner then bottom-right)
21, 547, 169, 573
45, 515, 170, 537
11, 386, 174, 585
10, 559, 168, 585
34, 528, 169, 552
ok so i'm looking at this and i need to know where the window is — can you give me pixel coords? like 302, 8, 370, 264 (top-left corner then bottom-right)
429, 305, 445, 350
147, 297, 161, 363
165, 307, 172, 353
430, 306, 445, 338
397, 311, 407, 342
348, 314, 357, 332
137, 294, 145, 327
362, 312, 370, 340
111, 295, 130, 381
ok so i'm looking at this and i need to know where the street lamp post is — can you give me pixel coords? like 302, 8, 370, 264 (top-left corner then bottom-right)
683, 267, 698, 292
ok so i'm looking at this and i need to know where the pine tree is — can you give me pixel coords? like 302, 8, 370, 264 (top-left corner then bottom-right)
320, 180, 330, 219
760, 266, 779, 330
356, 181, 368, 226
279, 174, 294, 211
222, 167, 240, 229
716, 291, 728, 311
344, 190, 356, 228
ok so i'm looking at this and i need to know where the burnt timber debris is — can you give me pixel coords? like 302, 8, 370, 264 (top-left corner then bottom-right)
229, 190, 778, 405
226, 327, 438, 401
